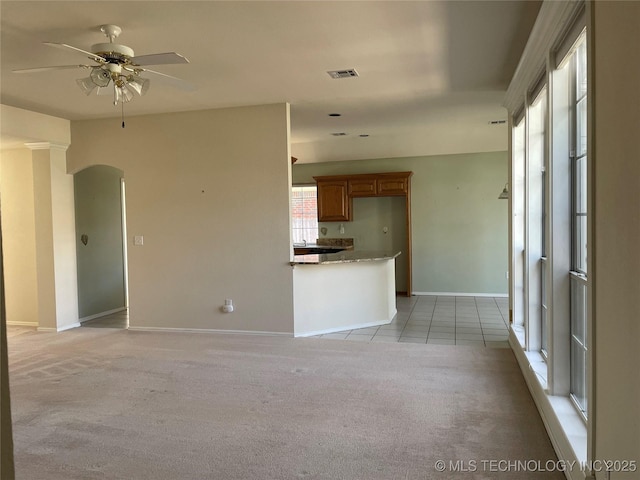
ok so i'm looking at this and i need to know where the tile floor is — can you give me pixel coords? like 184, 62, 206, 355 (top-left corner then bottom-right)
82, 296, 511, 348
313, 295, 511, 348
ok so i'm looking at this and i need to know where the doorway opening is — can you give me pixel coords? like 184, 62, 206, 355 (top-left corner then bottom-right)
73, 165, 129, 329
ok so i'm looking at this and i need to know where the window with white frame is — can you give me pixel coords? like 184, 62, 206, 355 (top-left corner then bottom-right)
291, 185, 318, 245
529, 86, 549, 356
510, 25, 588, 419
512, 113, 526, 333
520, 82, 546, 353
568, 36, 588, 418
505, 2, 589, 464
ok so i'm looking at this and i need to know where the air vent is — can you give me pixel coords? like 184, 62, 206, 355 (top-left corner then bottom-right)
489, 120, 507, 125
327, 69, 359, 79
331, 132, 348, 136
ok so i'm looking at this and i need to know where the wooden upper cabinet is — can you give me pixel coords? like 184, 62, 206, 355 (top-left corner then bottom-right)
314, 171, 412, 221
377, 175, 408, 195
348, 178, 377, 197
315, 179, 351, 222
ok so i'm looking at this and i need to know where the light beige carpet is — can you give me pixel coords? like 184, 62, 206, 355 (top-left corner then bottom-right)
7, 327, 562, 479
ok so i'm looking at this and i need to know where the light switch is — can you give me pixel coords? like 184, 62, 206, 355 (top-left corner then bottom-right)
133, 235, 144, 246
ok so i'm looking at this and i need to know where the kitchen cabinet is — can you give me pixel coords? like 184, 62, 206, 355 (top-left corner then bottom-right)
348, 173, 410, 196
315, 179, 350, 221
348, 178, 377, 197
313, 171, 413, 297
377, 175, 408, 195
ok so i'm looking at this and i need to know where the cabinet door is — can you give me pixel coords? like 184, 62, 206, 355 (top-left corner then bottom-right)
348, 178, 377, 197
317, 180, 350, 221
377, 176, 408, 196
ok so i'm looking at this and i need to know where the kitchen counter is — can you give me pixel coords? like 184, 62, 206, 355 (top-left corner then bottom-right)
291, 250, 401, 266
292, 251, 400, 337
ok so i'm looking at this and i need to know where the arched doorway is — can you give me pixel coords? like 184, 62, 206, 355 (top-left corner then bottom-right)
73, 165, 128, 328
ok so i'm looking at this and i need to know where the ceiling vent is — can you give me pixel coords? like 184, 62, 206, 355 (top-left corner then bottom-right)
489, 120, 507, 125
327, 69, 359, 79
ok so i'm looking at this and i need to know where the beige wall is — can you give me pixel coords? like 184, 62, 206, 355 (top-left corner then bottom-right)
592, 2, 640, 473
0, 149, 39, 326
68, 104, 294, 333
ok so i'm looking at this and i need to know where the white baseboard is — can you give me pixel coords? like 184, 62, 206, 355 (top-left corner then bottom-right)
37, 322, 81, 333
412, 291, 508, 298
7, 321, 38, 327
295, 319, 390, 338
128, 326, 292, 337
79, 307, 127, 323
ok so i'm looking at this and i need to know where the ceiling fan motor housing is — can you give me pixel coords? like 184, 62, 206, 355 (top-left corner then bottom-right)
91, 43, 134, 63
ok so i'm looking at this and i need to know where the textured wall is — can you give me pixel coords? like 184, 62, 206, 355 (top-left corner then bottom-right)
69, 104, 294, 333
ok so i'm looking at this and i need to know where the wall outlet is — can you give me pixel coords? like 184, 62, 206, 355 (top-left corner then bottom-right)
133, 235, 144, 246
221, 299, 234, 313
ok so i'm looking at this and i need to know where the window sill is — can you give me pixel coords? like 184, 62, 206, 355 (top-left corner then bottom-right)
509, 329, 588, 479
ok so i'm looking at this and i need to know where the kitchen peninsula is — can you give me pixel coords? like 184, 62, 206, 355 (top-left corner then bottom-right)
291, 250, 400, 337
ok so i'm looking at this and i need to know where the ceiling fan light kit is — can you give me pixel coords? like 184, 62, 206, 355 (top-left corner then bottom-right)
14, 24, 191, 126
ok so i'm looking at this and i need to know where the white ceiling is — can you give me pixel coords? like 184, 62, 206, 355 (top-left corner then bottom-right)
0, 1, 540, 163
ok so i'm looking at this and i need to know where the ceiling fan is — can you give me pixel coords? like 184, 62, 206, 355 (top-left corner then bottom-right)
13, 24, 192, 108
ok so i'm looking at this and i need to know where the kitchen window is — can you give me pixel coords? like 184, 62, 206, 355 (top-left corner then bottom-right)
291, 185, 318, 245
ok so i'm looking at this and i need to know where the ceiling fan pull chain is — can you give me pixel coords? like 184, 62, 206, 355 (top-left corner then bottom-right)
121, 100, 125, 129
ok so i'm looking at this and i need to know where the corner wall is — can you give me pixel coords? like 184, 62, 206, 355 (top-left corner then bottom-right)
68, 104, 294, 333
0, 106, 77, 331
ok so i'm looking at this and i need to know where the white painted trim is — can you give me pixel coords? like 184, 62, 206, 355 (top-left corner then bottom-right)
294, 319, 390, 338
412, 292, 508, 298
504, 0, 584, 113
24, 141, 69, 152
79, 307, 127, 323
37, 322, 81, 333
510, 330, 588, 480
6, 321, 38, 327
127, 326, 292, 337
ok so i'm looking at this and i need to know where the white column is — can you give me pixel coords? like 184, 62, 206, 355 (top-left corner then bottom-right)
27, 142, 79, 332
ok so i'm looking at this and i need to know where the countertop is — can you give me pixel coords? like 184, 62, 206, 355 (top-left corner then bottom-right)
293, 244, 349, 253
290, 250, 401, 266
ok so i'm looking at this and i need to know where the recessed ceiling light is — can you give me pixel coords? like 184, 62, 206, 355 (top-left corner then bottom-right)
328, 113, 342, 117
327, 69, 359, 79
331, 132, 348, 136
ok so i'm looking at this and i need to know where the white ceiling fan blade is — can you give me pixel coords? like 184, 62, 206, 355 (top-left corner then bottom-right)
131, 52, 189, 66
44, 42, 105, 64
136, 68, 195, 91
13, 65, 90, 73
